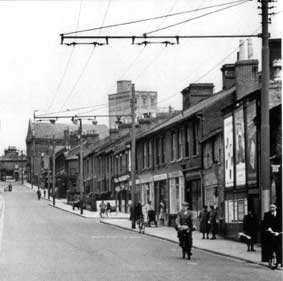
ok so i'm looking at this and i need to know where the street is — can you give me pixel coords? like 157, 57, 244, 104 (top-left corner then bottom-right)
0, 182, 281, 281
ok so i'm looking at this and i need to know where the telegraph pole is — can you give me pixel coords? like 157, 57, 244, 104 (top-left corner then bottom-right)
52, 135, 56, 206
21, 150, 24, 184
131, 83, 136, 229
79, 118, 84, 215
32, 133, 35, 189
260, 0, 271, 218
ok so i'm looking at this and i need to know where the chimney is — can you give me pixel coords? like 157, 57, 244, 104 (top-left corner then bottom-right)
82, 131, 99, 144
221, 64, 236, 90
239, 40, 246, 60
181, 83, 214, 110
235, 59, 259, 100
247, 39, 253, 59
117, 80, 132, 93
64, 129, 70, 147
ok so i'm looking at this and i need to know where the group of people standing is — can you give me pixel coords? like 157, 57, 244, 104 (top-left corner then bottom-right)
130, 200, 166, 227
199, 205, 218, 240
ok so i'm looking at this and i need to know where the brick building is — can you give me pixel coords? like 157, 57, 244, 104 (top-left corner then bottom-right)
0, 146, 26, 181
25, 120, 108, 187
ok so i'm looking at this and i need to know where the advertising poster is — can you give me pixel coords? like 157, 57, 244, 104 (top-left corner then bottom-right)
234, 107, 246, 186
246, 101, 257, 185
224, 116, 234, 187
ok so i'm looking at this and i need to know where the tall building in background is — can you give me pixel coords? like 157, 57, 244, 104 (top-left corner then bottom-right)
108, 80, 158, 129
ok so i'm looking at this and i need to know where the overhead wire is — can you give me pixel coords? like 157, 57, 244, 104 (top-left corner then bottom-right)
145, 0, 250, 35
46, 0, 83, 113
151, 26, 261, 108
59, 0, 112, 111
62, 0, 250, 35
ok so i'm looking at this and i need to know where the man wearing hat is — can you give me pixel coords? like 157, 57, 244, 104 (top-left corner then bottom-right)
262, 204, 282, 267
175, 202, 194, 259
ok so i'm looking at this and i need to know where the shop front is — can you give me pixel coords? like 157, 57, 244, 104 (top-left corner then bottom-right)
114, 174, 130, 213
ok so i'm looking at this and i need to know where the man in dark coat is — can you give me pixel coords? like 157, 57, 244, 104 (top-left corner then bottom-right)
199, 205, 210, 239
262, 204, 282, 265
243, 209, 258, 251
209, 205, 217, 239
175, 202, 194, 259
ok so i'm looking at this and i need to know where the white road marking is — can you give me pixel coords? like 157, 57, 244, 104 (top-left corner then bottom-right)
91, 235, 141, 239
187, 262, 198, 265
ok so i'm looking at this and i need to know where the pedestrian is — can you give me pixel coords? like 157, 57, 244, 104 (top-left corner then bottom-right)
243, 209, 258, 252
37, 189, 41, 200
159, 200, 166, 226
175, 202, 195, 259
106, 202, 111, 217
134, 202, 143, 224
99, 200, 106, 218
199, 205, 210, 239
147, 201, 157, 227
262, 203, 282, 266
43, 189, 46, 198
209, 205, 217, 239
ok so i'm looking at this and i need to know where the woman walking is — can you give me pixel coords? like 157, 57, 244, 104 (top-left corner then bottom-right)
199, 205, 210, 239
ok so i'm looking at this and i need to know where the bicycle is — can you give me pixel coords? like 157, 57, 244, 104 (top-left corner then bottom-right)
137, 216, 145, 234
267, 231, 282, 270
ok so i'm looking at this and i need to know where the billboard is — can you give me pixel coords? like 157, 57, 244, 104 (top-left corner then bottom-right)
246, 101, 257, 185
224, 116, 234, 187
234, 107, 246, 186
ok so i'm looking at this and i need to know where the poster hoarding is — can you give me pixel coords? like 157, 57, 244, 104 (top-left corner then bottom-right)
234, 107, 246, 186
224, 116, 234, 187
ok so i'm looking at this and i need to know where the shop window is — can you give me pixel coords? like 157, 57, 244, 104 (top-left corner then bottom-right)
225, 198, 247, 223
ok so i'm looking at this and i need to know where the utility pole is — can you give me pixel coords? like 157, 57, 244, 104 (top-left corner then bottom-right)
260, 0, 271, 218
79, 118, 84, 215
32, 132, 35, 189
52, 135, 56, 206
21, 150, 24, 184
131, 83, 136, 229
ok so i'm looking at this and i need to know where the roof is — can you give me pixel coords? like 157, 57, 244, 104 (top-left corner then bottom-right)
136, 86, 236, 139
27, 122, 109, 141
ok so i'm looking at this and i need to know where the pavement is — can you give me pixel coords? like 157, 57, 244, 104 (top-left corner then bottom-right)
24, 183, 266, 267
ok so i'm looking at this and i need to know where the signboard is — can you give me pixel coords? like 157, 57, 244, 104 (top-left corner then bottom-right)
234, 107, 246, 186
224, 116, 234, 187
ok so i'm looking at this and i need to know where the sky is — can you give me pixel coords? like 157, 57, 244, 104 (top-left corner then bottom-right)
0, 0, 281, 154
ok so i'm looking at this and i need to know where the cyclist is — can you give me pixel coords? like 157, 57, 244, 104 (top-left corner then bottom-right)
175, 202, 195, 260
263, 204, 282, 268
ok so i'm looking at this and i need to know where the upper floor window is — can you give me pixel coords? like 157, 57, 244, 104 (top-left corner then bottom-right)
155, 137, 160, 165
171, 131, 177, 161
185, 125, 190, 158
177, 129, 183, 160
161, 136, 165, 163
193, 121, 199, 156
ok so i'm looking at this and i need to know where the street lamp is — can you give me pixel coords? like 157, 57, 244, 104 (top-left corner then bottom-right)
72, 116, 84, 215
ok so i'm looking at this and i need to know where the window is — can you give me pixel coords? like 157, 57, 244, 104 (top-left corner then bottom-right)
155, 137, 160, 165
185, 125, 190, 157
161, 136, 165, 163
171, 131, 177, 161
148, 140, 152, 168
143, 142, 147, 168
142, 96, 147, 106
177, 129, 183, 160
193, 121, 199, 155
150, 96, 156, 107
